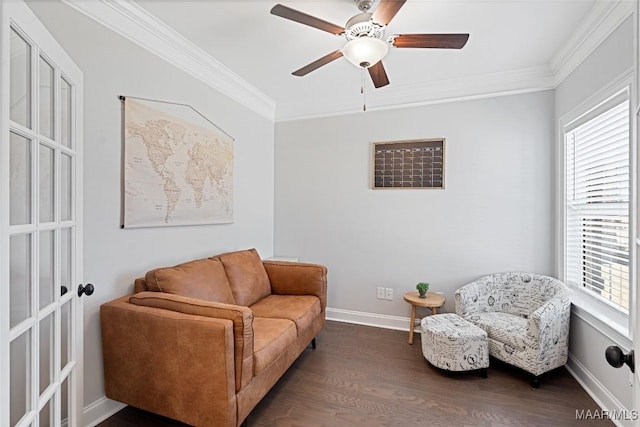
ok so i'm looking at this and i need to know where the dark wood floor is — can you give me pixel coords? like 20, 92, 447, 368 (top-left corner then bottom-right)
99, 321, 613, 427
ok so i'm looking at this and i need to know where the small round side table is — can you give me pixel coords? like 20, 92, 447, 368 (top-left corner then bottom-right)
403, 291, 445, 345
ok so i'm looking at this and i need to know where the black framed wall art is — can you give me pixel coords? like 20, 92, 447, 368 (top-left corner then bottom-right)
371, 139, 445, 189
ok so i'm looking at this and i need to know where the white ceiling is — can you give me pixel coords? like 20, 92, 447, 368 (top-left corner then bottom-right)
58, 0, 633, 120
132, 0, 599, 119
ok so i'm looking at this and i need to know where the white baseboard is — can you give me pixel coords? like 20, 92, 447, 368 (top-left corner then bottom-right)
326, 307, 414, 332
566, 353, 633, 427
83, 396, 126, 427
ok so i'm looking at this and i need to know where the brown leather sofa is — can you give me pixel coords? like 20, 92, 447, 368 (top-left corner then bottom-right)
100, 248, 327, 427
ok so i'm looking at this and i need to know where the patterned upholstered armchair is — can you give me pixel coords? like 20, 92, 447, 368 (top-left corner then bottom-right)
454, 272, 570, 387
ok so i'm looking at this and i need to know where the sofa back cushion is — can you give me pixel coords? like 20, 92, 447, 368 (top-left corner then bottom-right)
494, 273, 535, 317
528, 276, 568, 309
133, 278, 147, 293
215, 248, 271, 306
145, 258, 236, 304
474, 272, 566, 318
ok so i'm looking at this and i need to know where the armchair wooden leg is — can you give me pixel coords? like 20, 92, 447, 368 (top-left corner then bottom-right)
311, 337, 317, 349
530, 375, 541, 388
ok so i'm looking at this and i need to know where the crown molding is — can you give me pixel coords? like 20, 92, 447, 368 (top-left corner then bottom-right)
60, 0, 276, 121
550, 0, 634, 87
59, 0, 632, 122
276, 66, 554, 121
277, 0, 634, 121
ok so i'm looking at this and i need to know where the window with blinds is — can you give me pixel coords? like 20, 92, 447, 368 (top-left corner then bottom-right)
565, 96, 630, 313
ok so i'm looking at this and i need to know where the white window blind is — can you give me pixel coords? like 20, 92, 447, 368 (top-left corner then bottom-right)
565, 97, 630, 313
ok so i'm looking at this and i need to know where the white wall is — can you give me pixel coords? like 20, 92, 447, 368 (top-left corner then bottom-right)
26, 0, 275, 420
554, 15, 635, 418
555, 16, 634, 119
274, 90, 555, 322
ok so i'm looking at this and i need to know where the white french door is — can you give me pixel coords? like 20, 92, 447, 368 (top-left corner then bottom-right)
1, 1, 84, 426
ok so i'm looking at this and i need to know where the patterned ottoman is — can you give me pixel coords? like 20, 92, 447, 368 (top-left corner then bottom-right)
421, 313, 489, 376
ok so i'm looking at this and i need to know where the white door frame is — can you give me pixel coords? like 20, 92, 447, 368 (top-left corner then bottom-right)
634, 0, 639, 418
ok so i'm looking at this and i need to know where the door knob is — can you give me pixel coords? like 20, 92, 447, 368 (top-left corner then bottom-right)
61, 285, 68, 296
77, 283, 94, 297
605, 346, 634, 373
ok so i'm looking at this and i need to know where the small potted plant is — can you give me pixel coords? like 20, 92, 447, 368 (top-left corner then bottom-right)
416, 282, 429, 298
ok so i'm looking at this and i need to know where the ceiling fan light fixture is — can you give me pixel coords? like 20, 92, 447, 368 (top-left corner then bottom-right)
342, 37, 389, 68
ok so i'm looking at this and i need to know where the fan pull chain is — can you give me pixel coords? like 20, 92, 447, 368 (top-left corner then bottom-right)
361, 68, 367, 112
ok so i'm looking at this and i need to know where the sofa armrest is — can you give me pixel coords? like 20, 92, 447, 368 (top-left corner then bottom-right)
454, 281, 484, 318
527, 293, 571, 351
101, 295, 238, 427
129, 292, 254, 392
263, 261, 328, 311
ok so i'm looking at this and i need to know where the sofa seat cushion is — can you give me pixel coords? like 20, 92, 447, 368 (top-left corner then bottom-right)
250, 295, 321, 335
252, 317, 296, 375
471, 312, 528, 352
216, 249, 271, 307
145, 258, 235, 304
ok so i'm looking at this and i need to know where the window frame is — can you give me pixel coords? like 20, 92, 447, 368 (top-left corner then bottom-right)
565, 93, 630, 312
557, 75, 635, 340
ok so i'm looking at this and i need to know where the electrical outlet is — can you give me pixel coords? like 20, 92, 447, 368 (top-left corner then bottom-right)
385, 288, 393, 300
376, 287, 385, 299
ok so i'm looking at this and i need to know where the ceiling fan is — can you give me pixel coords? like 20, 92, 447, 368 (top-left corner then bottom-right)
270, 0, 469, 89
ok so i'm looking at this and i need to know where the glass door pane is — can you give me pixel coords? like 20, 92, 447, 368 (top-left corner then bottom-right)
39, 398, 52, 427
60, 299, 71, 371
38, 56, 54, 139
10, 233, 31, 328
9, 28, 31, 129
39, 230, 54, 309
61, 154, 71, 221
60, 376, 69, 424
10, 330, 31, 426
10, 132, 32, 226
60, 227, 72, 293
60, 78, 71, 148
39, 313, 54, 395
39, 144, 54, 223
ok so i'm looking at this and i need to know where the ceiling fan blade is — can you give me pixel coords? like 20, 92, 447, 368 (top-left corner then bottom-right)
292, 50, 344, 76
392, 34, 469, 49
271, 4, 345, 35
371, 0, 407, 25
368, 61, 390, 88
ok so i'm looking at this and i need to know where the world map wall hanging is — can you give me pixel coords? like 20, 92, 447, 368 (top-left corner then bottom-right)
121, 96, 234, 228
372, 139, 445, 189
